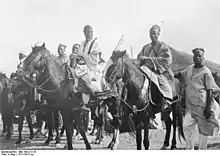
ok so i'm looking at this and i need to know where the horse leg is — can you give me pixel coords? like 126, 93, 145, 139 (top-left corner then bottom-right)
60, 125, 65, 137
76, 113, 91, 150
171, 113, 177, 150
15, 115, 24, 145
90, 117, 97, 135
2, 115, 6, 134
54, 109, 61, 144
135, 120, 142, 150
5, 114, 13, 140
44, 108, 54, 145
61, 111, 73, 150
143, 117, 150, 150
161, 114, 172, 150
26, 113, 34, 139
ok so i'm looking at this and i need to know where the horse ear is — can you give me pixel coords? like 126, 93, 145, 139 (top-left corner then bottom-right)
42, 42, 45, 48
122, 50, 126, 56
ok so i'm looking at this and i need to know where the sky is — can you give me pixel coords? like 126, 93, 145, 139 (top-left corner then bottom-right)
0, 0, 220, 76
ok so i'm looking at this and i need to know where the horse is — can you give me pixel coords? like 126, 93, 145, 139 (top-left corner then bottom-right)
18, 43, 92, 150
104, 50, 185, 150
0, 72, 14, 140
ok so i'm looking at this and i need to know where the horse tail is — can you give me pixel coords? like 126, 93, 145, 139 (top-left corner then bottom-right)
175, 100, 185, 142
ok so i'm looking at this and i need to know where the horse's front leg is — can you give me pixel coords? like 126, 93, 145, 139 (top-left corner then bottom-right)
15, 115, 24, 145
76, 112, 91, 150
54, 109, 61, 144
61, 111, 73, 150
44, 108, 54, 145
135, 116, 142, 150
143, 116, 150, 150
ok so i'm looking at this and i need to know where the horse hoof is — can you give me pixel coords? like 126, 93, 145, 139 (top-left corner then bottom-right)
5, 135, 11, 140
25, 139, 31, 144
86, 145, 92, 150
111, 145, 118, 150
29, 134, 34, 140
44, 139, 52, 145
15, 140, 22, 145
161, 145, 169, 150
55, 140, 61, 144
108, 142, 114, 148
171, 146, 178, 150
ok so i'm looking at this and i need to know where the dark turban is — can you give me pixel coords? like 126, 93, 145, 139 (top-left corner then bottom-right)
150, 24, 161, 32
192, 48, 205, 54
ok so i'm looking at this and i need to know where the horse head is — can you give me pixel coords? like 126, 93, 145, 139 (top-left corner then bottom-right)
19, 42, 49, 79
104, 50, 127, 86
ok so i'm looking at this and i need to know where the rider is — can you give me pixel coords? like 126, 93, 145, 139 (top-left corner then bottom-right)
57, 44, 68, 64
137, 24, 174, 120
69, 43, 80, 68
74, 25, 103, 109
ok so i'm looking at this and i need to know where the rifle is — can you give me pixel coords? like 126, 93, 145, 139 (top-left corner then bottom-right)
114, 35, 124, 51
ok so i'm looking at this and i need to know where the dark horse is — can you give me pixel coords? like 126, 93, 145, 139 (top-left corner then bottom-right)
18, 43, 91, 150
104, 50, 185, 150
0, 72, 14, 140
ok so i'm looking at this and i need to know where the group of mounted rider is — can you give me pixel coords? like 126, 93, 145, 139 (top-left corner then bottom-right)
1, 24, 220, 150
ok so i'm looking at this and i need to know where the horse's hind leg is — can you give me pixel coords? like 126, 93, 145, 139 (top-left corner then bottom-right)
2, 115, 6, 134
26, 113, 34, 139
161, 114, 172, 150
171, 110, 177, 150
5, 114, 13, 140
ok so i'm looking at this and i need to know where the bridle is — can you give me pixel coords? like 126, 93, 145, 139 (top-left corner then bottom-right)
105, 55, 153, 112
105, 55, 134, 86
21, 50, 70, 93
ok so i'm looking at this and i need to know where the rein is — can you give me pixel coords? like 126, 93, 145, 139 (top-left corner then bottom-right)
23, 54, 70, 93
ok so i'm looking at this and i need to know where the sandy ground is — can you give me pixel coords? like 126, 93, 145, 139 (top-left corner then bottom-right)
1, 121, 220, 150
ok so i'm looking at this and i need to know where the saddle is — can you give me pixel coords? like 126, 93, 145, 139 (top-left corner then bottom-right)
140, 66, 180, 100
66, 66, 116, 102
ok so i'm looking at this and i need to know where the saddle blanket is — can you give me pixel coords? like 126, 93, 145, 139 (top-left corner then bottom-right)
140, 66, 179, 99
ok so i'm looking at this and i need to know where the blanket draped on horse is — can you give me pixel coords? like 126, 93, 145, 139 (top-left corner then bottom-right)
137, 41, 174, 99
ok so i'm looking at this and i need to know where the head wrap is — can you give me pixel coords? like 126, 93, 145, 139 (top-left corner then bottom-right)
10, 73, 17, 79
192, 48, 205, 54
72, 43, 80, 49
58, 44, 67, 49
19, 52, 27, 60
150, 24, 161, 32
83, 25, 93, 32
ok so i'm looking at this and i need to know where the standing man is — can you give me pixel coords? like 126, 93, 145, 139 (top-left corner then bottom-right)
137, 25, 174, 119
175, 48, 220, 150
57, 44, 68, 64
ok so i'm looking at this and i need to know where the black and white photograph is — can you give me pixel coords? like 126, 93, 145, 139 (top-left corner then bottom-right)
0, 0, 220, 151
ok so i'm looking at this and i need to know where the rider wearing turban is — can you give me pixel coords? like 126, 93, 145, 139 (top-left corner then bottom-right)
137, 25, 174, 120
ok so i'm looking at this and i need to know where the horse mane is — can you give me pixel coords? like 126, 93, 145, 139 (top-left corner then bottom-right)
123, 53, 143, 76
